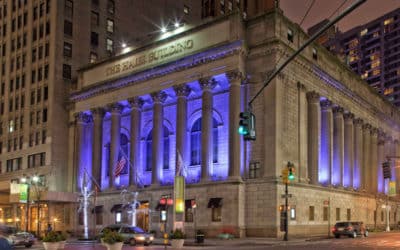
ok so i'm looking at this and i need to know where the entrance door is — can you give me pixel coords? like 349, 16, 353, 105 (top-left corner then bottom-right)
136, 202, 149, 231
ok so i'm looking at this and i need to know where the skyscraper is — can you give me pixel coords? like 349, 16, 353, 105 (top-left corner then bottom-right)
0, 0, 189, 235
311, 8, 400, 106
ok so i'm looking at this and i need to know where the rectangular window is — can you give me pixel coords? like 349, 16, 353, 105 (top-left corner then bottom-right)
19, 136, 23, 149
44, 86, 48, 100
32, 27, 37, 41
287, 28, 293, 42
42, 108, 47, 123
30, 91, 35, 105
63, 42, 72, 57
35, 132, 40, 145
91, 32, 99, 46
309, 206, 315, 221
45, 21, 50, 35
63, 64, 71, 79
323, 207, 328, 221
381, 211, 384, 222
90, 52, 98, 63
44, 65, 49, 79
336, 208, 340, 221
29, 133, 33, 147
31, 70, 36, 83
36, 111, 41, 125
107, 19, 114, 33
107, 0, 115, 14
184, 199, 195, 222
42, 130, 46, 144
32, 48, 36, 62
37, 88, 41, 102
65, 0, 73, 18
64, 20, 72, 36
312, 48, 318, 60
107, 38, 113, 52
211, 207, 222, 222
347, 208, 351, 221
91, 11, 99, 26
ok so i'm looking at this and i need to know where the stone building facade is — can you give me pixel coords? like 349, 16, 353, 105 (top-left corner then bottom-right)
69, 9, 400, 237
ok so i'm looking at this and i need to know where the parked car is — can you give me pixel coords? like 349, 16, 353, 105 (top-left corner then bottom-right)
99, 224, 154, 246
332, 221, 368, 238
8, 231, 35, 248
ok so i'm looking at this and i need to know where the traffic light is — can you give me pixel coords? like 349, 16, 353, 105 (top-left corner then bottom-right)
288, 162, 295, 181
238, 111, 256, 140
382, 161, 391, 179
281, 168, 289, 184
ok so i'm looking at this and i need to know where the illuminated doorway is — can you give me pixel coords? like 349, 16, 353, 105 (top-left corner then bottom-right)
136, 202, 149, 231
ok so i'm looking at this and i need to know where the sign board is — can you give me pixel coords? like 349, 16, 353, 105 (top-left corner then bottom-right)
19, 184, 28, 203
389, 181, 396, 196
81, 21, 230, 87
174, 176, 185, 213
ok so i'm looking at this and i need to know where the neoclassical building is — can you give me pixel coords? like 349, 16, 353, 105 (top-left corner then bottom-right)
69, 10, 400, 237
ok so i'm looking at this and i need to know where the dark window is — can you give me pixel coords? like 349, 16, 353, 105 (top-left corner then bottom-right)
45, 21, 50, 35
309, 206, 315, 221
91, 11, 99, 26
211, 207, 221, 222
44, 65, 49, 79
63, 64, 71, 79
32, 27, 37, 41
190, 118, 218, 165
107, 0, 115, 14
45, 43, 49, 57
91, 32, 98, 46
44, 86, 48, 100
287, 28, 293, 42
65, 0, 73, 18
31, 70, 36, 83
42, 108, 47, 123
42, 130, 46, 144
64, 20, 72, 36
33, 6, 37, 20
312, 48, 318, 60
336, 208, 341, 221
32, 48, 37, 62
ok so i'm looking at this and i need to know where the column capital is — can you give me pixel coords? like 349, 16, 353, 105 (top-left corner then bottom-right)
343, 112, 354, 121
332, 106, 344, 115
74, 112, 92, 123
128, 97, 144, 109
173, 84, 191, 98
151, 91, 167, 104
362, 123, 371, 131
306, 91, 320, 103
320, 99, 332, 110
226, 70, 243, 84
297, 82, 306, 91
199, 77, 217, 91
371, 127, 379, 136
378, 130, 386, 145
107, 103, 124, 114
91, 107, 105, 118
354, 118, 363, 126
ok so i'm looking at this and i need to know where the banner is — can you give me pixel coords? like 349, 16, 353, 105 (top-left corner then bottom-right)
19, 184, 28, 203
389, 181, 396, 196
174, 176, 185, 213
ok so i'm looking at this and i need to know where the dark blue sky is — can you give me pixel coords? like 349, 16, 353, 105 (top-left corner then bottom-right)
280, 0, 400, 32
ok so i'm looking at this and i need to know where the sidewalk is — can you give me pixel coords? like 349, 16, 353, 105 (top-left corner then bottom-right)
151, 235, 330, 247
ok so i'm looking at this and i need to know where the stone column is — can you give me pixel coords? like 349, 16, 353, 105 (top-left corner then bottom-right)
332, 106, 344, 187
386, 136, 395, 182
395, 140, 400, 192
362, 123, 371, 192
128, 97, 143, 187
151, 91, 167, 185
343, 112, 354, 188
91, 108, 105, 190
108, 103, 123, 189
173, 84, 190, 176
377, 131, 386, 193
353, 118, 363, 190
227, 70, 242, 180
297, 83, 308, 182
199, 77, 217, 182
370, 128, 379, 193
306, 91, 320, 185
74, 112, 91, 191
320, 99, 333, 186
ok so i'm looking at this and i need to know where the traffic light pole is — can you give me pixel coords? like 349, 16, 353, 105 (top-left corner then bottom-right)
284, 181, 289, 241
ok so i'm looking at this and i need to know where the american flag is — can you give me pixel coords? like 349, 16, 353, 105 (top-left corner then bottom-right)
114, 157, 127, 177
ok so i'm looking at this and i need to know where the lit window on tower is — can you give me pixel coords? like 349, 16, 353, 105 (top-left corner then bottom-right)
372, 69, 380, 76
371, 60, 380, 68
384, 17, 394, 25
360, 29, 368, 36
384, 88, 394, 96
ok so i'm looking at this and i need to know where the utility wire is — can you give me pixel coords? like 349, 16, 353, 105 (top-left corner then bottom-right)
328, 0, 349, 20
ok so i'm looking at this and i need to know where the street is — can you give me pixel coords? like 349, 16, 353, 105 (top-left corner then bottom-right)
16, 232, 400, 250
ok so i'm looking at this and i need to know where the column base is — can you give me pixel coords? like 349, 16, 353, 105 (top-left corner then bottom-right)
227, 176, 243, 182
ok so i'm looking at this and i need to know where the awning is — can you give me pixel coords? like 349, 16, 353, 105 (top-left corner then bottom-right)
92, 205, 103, 214
110, 204, 123, 212
207, 198, 223, 208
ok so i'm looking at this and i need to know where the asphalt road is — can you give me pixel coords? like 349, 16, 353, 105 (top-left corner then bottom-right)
15, 231, 400, 250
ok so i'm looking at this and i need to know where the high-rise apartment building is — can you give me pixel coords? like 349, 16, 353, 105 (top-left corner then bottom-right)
0, 0, 190, 235
199, 0, 278, 19
312, 8, 400, 106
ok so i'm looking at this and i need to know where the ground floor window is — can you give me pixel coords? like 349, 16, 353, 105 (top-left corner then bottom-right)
347, 208, 351, 221
336, 208, 340, 221
309, 206, 314, 221
212, 207, 221, 222
323, 207, 328, 221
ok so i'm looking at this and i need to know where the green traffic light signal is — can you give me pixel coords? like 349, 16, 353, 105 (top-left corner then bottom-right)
238, 125, 248, 135
238, 111, 256, 140
288, 170, 295, 181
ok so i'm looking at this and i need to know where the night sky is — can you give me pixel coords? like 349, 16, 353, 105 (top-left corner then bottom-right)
280, 0, 400, 32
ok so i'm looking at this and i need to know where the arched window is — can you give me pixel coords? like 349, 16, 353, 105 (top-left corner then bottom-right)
145, 126, 169, 171
190, 117, 218, 165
